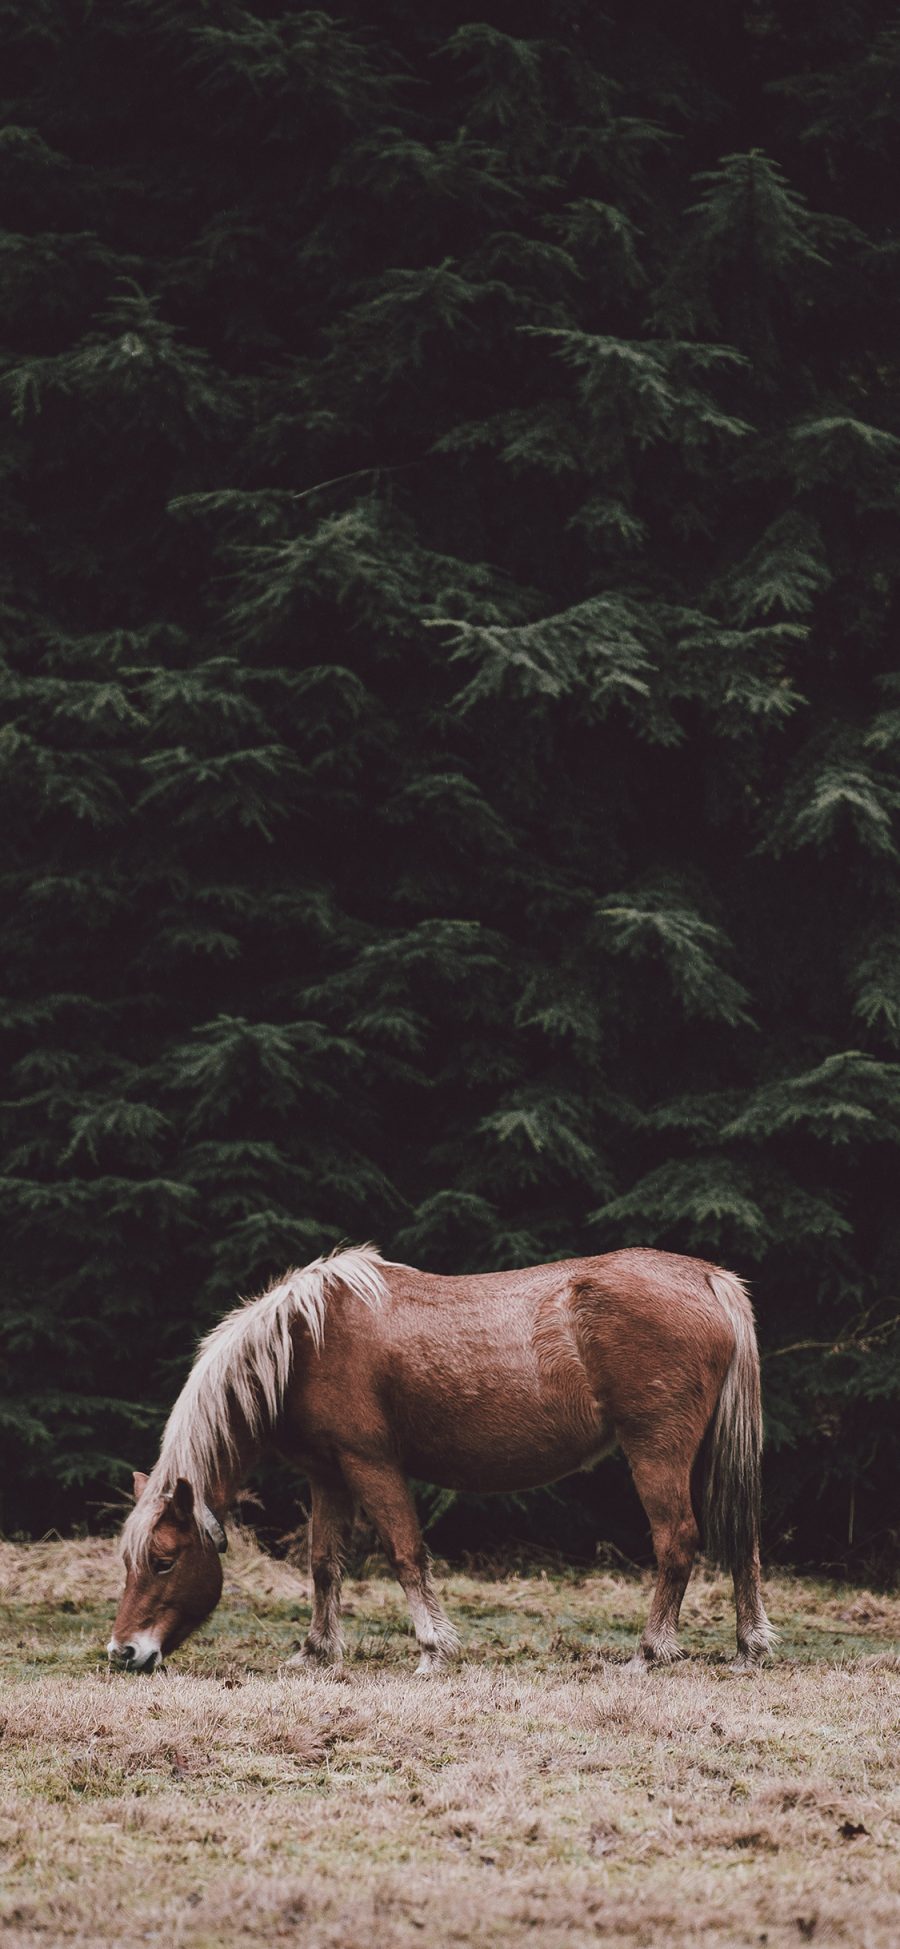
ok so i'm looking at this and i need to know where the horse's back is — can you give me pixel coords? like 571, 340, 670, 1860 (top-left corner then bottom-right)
292, 1249, 737, 1493
381, 1248, 738, 1362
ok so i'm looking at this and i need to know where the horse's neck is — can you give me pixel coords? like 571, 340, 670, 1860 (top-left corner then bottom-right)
205, 1402, 261, 1518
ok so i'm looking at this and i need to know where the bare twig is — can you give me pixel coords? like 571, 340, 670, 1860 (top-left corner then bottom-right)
765, 1310, 900, 1360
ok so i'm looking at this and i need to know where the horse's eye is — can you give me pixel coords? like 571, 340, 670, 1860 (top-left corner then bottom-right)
151, 1556, 175, 1576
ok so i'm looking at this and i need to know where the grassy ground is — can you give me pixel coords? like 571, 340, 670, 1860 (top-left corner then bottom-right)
0, 1539, 897, 1948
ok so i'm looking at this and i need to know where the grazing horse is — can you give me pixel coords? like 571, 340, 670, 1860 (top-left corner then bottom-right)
109, 1244, 773, 1674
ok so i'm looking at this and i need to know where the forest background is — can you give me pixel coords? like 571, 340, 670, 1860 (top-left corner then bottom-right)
2, 0, 899, 1577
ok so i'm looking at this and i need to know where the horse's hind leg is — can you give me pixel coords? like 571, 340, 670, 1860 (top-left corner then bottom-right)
623, 1448, 699, 1667
336, 1452, 459, 1673
733, 1551, 774, 1669
286, 1473, 353, 1667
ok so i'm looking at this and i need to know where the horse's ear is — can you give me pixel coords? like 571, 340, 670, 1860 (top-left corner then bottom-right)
169, 1478, 195, 1525
133, 1471, 149, 1501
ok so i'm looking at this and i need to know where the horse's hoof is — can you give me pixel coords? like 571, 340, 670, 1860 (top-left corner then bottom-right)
623, 1653, 650, 1676
414, 1648, 456, 1676
283, 1642, 342, 1670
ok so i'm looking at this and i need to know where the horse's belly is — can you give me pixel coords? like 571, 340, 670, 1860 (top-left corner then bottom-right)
299, 1295, 613, 1491
393, 1398, 611, 1493
379, 1305, 611, 1491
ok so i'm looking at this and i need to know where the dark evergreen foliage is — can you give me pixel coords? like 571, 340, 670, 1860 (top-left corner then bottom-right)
2, 0, 899, 1571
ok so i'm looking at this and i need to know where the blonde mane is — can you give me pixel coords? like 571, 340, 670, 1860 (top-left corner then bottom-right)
121, 1244, 386, 1565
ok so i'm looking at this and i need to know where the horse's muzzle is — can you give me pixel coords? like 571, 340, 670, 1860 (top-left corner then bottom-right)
107, 1637, 162, 1674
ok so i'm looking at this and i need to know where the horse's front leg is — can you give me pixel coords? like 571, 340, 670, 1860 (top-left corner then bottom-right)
336, 1452, 459, 1674
286, 1473, 353, 1667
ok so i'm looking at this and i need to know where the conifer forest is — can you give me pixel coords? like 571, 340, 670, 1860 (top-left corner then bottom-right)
3, 0, 899, 1575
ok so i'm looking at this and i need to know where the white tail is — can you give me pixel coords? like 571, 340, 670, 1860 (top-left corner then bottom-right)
703, 1271, 764, 1573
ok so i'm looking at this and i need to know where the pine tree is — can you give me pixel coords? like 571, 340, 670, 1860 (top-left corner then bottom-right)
1, 0, 898, 1570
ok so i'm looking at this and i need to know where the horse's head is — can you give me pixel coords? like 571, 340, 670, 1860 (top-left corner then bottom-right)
108, 1472, 226, 1672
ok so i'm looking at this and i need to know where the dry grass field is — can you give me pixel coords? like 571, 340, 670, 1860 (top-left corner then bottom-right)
0, 1537, 897, 1949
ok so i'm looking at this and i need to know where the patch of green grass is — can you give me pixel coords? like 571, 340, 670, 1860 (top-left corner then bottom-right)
2, 1556, 895, 1684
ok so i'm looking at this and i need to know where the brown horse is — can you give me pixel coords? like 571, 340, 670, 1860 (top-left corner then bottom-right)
109, 1244, 773, 1674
